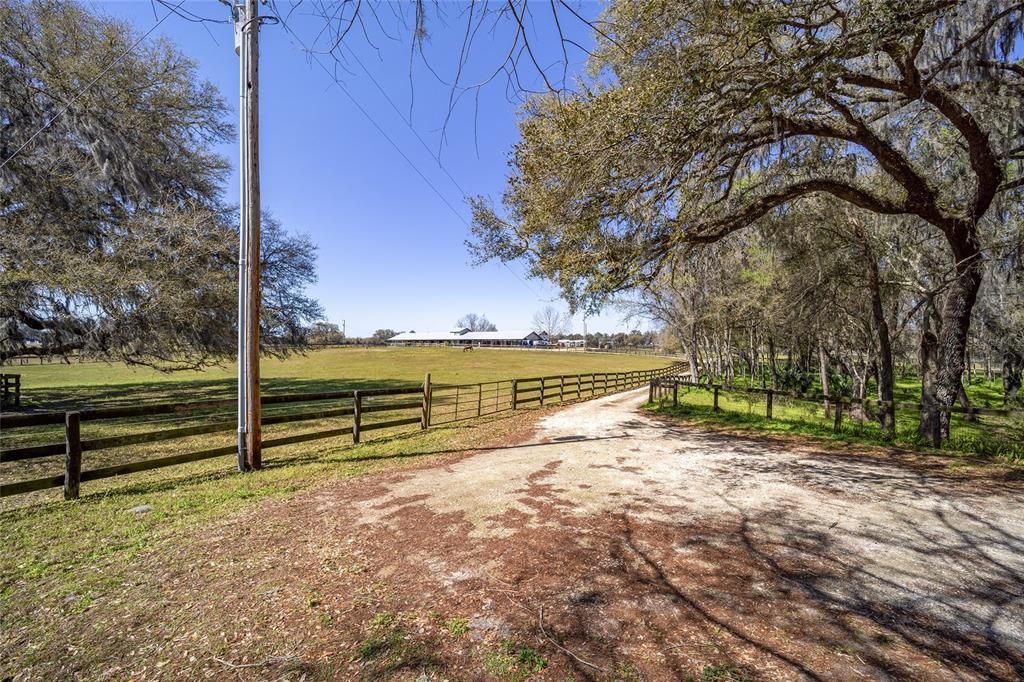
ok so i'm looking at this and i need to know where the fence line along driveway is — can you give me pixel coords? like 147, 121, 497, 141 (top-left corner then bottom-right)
8, 386, 1023, 679
0, 364, 685, 500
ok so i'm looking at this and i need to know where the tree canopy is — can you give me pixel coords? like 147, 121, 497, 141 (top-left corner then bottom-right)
0, 0, 321, 368
470, 0, 1024, 419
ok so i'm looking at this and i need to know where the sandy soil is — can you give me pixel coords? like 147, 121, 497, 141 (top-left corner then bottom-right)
13, 388, 1024, 680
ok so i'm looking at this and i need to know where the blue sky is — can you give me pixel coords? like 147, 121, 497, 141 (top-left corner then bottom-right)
93, 1, 647, 337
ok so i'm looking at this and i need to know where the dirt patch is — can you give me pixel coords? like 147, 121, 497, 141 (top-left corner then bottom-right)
5, 389, 1023, 680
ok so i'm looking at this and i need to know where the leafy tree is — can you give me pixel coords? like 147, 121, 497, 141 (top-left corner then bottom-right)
371, 329, 397, 344
470, 0, 1024, 425
455, 313, 498, 331
308, 322, 345, 346
0, 0, 321, 368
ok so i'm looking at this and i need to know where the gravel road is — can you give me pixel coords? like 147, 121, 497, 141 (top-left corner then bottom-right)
352, 387, 1024, 679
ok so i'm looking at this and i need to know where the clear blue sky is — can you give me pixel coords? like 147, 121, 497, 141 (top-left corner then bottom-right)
93, 1, 649, 337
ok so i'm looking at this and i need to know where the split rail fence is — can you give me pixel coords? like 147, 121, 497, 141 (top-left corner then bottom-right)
650, 377, 1023, 453
0, 364, 683, 501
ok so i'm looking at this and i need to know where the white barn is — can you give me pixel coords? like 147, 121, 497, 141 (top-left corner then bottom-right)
388, 328, 549, 347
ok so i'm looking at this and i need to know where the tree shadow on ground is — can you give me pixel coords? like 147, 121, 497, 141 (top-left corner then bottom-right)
520, 438, 1024, 679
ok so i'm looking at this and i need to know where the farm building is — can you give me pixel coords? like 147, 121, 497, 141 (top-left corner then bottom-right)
387, 328, 550, 347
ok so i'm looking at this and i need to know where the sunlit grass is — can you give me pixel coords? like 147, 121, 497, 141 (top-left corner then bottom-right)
647, 384, 1024, 462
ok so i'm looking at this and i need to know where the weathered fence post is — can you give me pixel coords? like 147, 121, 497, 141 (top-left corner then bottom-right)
540, 377, 546, 406
352, 391, 362, 444
674, 382, 679, 407
604, 373, 609, 393
421, 373, 431, 429
511, 379, 518, 410
766, 390, 773, 420
712, 385, 719, 412
477, 383, 482, 417
559, 375, 565, 403
833, 399, 843, 433
63, 411, 82, 500
649, 380, 655, 403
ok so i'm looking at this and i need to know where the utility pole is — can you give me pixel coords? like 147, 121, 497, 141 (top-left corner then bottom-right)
341, 319, 346, 339
233, 0, 263, 471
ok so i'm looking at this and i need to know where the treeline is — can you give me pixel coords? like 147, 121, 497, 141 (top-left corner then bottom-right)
632, 197, 1023, 423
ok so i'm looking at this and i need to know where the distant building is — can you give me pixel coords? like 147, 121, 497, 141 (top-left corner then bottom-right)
388, 328, 550, 347
556, 339, 585, 348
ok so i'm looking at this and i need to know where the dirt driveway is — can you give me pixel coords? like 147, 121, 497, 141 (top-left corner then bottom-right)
21, 388, 1024, 680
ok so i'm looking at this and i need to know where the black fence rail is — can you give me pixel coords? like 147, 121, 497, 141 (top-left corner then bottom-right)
430, 365, 683, 426
0, 363, 684, 501
1, 373, 20, 408
649, 377, 1024, 454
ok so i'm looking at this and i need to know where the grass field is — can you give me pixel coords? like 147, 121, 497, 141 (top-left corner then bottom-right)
1, 348, 670, 500
5, 346, 669, 409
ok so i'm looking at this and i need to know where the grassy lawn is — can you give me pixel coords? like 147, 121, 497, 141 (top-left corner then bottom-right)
0, 409, 544, 675
647, 384, 1024, 462
1, 348, 670, 494
5, 346, 669, 410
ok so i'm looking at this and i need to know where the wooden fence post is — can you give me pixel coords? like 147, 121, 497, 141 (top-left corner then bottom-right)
766, 390, 773, 420
649, 380, 655, 403
674, 382, 680, 407
511, 379, 518, 410
540, 377, 546, 406
64, 411, 81, 500
833, 399, 843, 433
352, 391, 362, 444
559, 375, 565, 403
477, 383, 482, 417
712, 385, 719, 412
604, 373, 609, 393
421, 373, 431, 429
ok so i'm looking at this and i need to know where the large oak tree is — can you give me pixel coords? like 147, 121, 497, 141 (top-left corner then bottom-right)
0, 0, 321, 368
470, 0, 1024, 421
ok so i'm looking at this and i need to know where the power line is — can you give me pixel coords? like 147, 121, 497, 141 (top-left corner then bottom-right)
0, 0, 189, 173
272, 12, 545, 301
339, 42, 470, 198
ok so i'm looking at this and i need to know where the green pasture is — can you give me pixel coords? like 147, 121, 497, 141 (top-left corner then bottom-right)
648, 384, 1024, 462
5, 346, 667, 409
1, 348, 669, 499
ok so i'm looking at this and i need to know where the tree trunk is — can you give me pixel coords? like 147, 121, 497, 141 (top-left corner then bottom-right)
1003, 348, 1023, 405
818, 342, 831, 418
957, 380, 977, 422
686, 321, 699, 384
867, 255, 896, 438
918, 318, 941, 445
931, 234, 984, 438
768, 335, 778, 390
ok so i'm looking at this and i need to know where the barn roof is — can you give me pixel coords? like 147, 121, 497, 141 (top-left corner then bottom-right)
388, 330, 547, 342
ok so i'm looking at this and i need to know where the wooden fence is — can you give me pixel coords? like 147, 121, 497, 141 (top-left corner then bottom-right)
650, 377, 1023, 449
0, 364, 683, 501
1, 374, 20, 408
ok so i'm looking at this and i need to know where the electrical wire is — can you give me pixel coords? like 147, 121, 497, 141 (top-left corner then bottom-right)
271, 10, 546, 301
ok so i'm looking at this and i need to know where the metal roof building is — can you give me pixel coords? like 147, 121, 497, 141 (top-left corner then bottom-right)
387, 328, 549, 347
